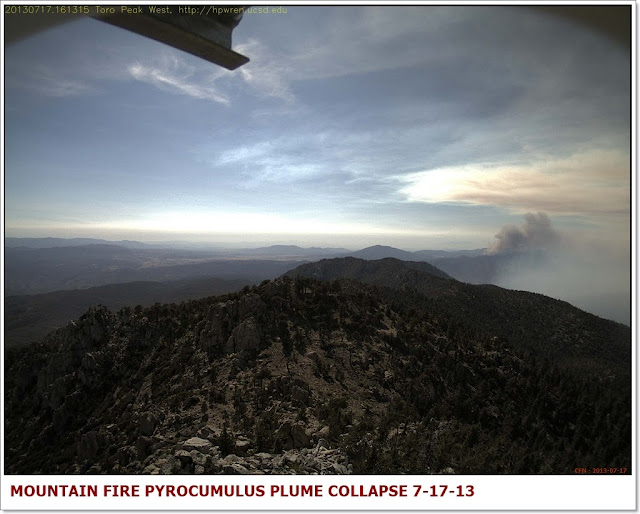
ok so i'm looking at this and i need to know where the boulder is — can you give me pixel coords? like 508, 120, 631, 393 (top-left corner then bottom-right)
276, 421, 311, 450
223, 463, 250, 474
190, 450, 208, 466
291, 423, 311, 448
175, 450, 192, 465
161, 456, 182, 475
312, 426, 330, 441
235, 439, 251, 456
182, 437, 213, 453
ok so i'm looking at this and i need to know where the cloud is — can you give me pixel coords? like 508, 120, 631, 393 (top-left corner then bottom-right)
212, 138, 331, 185
35, 76, 93, 97
234, 38, 295, 102
5, 19, 236, 104
128, 53, 231, 104
399, 149, 630, 217
227, 8, 475, 103
6, 64, 95, 97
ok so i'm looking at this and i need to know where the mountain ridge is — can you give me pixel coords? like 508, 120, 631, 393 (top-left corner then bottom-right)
286, 257, 630, 378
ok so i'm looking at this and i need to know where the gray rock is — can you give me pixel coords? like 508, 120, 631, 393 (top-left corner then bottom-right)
222, 454, 240, 464
238, 293, 265, 320
190, 450, 208, 466
182, 437, 212, 452
175, 449, 192, 464
275, 421, 310, 450
291, 422, 311, 448
235, 439, 251, 455
161, 456, 182, 475
332, 463, 348, 474
223, 463, 250, 474
226, 317, 261, 353
142, 464, 160, 475
313, 426, 330, 440
316, 438, 330, 450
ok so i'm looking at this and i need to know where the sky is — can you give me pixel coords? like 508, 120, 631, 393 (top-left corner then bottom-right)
3, 5, 631, 253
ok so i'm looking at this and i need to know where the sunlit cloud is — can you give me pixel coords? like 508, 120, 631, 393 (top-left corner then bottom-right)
399, 149, 629, 216
211, 137, 335, 185
215, 141, 275, 165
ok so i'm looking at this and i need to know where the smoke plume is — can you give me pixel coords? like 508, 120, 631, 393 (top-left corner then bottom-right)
487, 213, 630, 325
488, 212, 560, 255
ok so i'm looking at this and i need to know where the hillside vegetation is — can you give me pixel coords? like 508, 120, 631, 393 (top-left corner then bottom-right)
5, 260, 630, 475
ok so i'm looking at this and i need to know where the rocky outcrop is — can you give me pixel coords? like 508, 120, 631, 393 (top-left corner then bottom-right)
149, 441, 351, 476
226, 317, 261, 353
275, 421, 311, 450
238, 293, 265, 320
267, 376, 312, 406
182, 437, 213, 453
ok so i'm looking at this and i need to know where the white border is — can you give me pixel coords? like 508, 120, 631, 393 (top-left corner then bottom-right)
0, 474, 636, 510
1, 0, 636, 511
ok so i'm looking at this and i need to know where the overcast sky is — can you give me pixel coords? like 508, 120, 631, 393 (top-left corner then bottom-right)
4, 5, 630, 251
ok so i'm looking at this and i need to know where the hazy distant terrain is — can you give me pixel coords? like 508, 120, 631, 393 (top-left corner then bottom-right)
4, 238, 630, 325
4, 277, 252, 348
4, 244, 304, 296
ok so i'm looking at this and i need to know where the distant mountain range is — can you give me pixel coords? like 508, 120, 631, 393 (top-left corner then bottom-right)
5, 238, 492, 286
5, 237, 157, 249
347, 244, 486, 261
251, 245, 350, 256
4, 239, 490, 297
6, 238, 482, 259
4, 237, 628, 327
